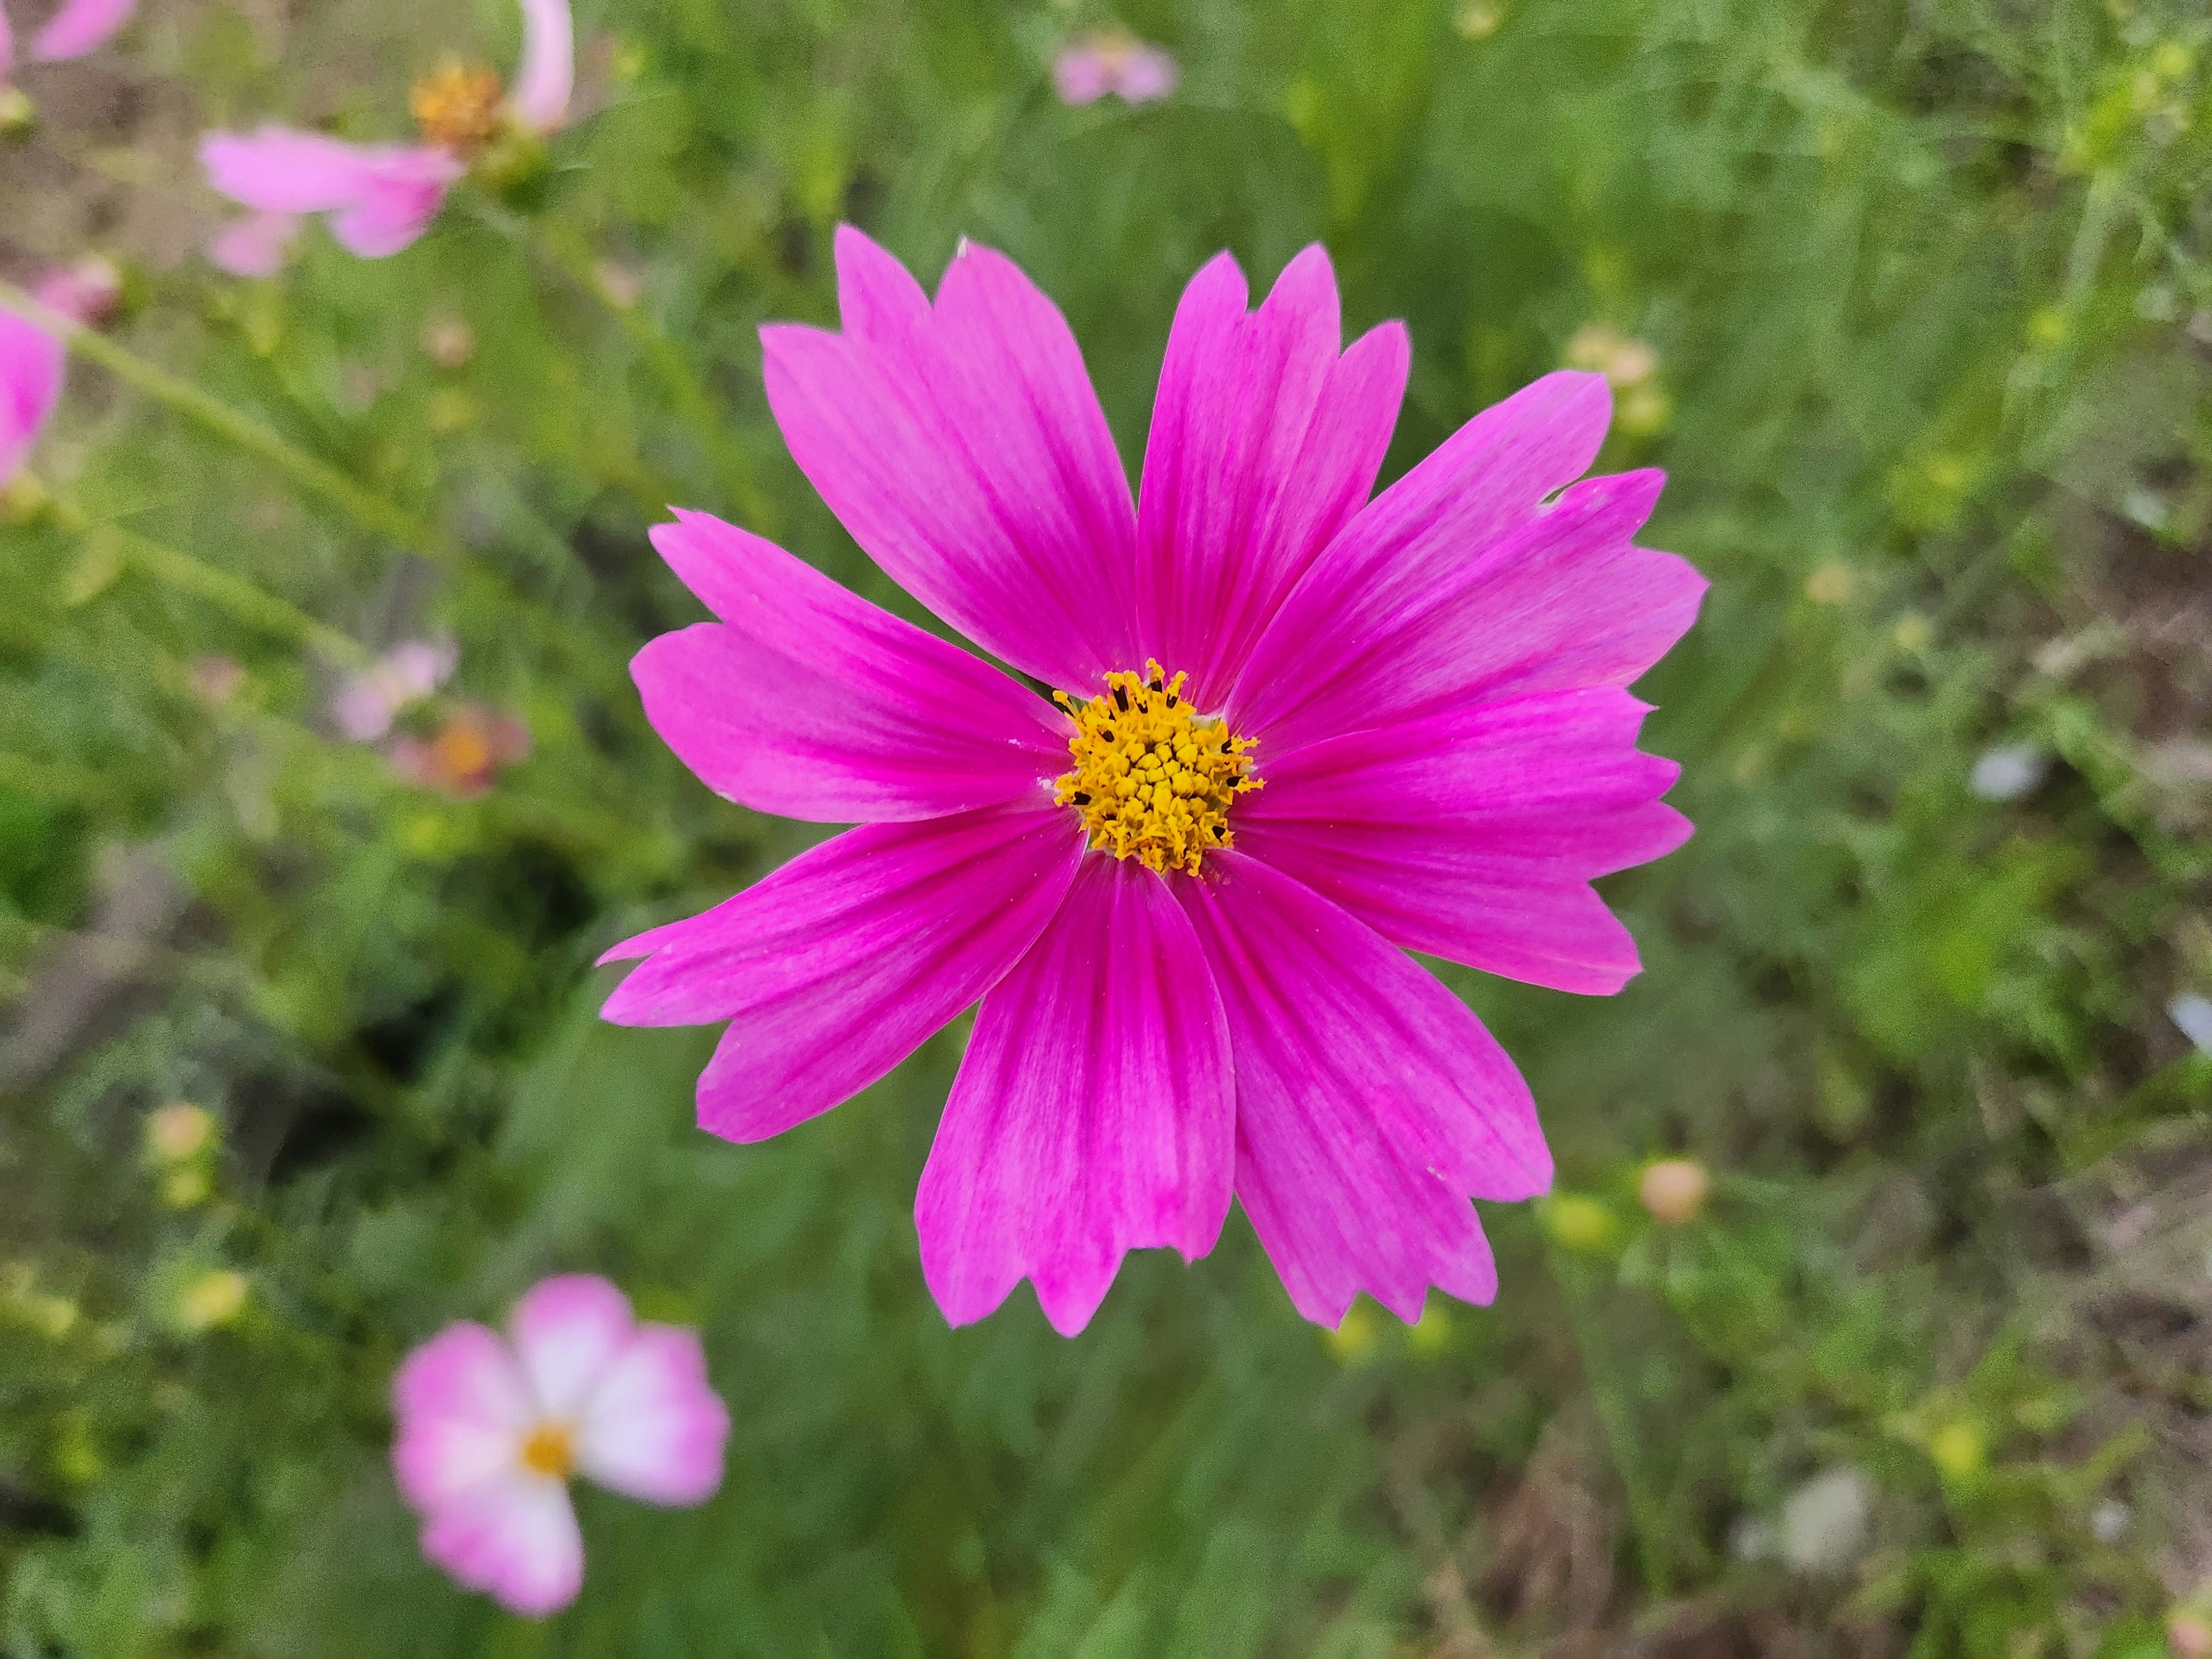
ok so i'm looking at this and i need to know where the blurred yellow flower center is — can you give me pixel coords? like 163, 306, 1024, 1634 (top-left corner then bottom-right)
518, 1421, 576, 1480
411, 62, 505, 151
1054, 661, 1260, 876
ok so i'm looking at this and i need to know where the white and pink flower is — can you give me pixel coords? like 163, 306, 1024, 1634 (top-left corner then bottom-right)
391, 1275, 729, 1618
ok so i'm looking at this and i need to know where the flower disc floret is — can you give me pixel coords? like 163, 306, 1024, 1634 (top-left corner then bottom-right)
411, 62, 505, 151
1053, 660, 1260, 876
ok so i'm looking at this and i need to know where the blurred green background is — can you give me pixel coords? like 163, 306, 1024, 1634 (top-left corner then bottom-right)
4, 0, 2211, 1653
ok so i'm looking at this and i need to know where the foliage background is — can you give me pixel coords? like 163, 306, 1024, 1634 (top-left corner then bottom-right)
3, 0, 2211, 1652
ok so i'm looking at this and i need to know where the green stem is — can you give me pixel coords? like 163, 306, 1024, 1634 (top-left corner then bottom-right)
1547, 1243, 1674, 1597
51, 501, 373, 668
468, 202, 775, 531
0, 279, 462, 564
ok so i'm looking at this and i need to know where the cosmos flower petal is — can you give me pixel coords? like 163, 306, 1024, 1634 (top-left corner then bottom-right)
0, 310, 63, 483
509, 1274, 634, 1421
575, 1325, 729, 1506
1237, 688, 1692, 994
418, 1473, 584, 1619
325, 153, 464, 258
391, 1322, 536, 1513
203, 128, 411, 213
201, 130, 459, 259
207, 211, 303, 278
918, 857, 1234, 1336
635, 510, 1068, 823
508, 0, 574, 134
29, 0, 134, 60
1230, 369, 1616, 741
1, 308, 66, 486
1176, 853, 1547, 1325
601, 803, 1083, 1142
760, 226, 1140, 693
1135, 246, 1408, 709
1244, 463, 1700, 749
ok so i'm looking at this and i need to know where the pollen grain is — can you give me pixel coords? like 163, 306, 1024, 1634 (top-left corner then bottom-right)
1053, 661, 1260, 877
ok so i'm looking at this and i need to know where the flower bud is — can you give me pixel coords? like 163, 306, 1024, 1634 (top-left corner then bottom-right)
1638, 1158, 1711, 1225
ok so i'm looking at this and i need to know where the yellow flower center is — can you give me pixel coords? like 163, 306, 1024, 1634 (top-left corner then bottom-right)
518, 1421, 577, 1480
1053, 661, 1261, 876
410, 62, 505, 152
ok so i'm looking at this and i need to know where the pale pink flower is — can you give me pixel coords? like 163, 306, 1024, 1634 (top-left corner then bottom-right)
31, 255, 120, 326
201, 131, 464, 263
0, 0, 135, 79
206, 211, 302, 280
392, 1275, 729, 1618
331, 635, 458, 741
1053, 31, 1179, 107
200, 0, 573, 266
1, 304, 65, 485
388, 703, 530, 796
508, 0, 574, 135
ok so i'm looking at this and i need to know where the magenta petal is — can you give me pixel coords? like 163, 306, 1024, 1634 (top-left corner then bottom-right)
29, 0, 132, 59
917, 857, 1233, 1336
1237, 688, 1691, 994
391, 1323, 534, 1513
1134, 245, 1408, 709
601, 804, 1082, 1142
0, 308, 65, 485
419, 1474, 584, 1618
635, 510, 1067, 823
1176, 853, 1548, 1326
1231, 369, 1620, 743
760, 227, 1140, 692
576, 1325, 729, 1506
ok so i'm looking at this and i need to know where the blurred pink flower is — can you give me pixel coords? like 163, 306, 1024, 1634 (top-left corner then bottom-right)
200, 0, 573, 267
206, 211, 302, 279
188, 654, 245, 703
31, 254, 120, 325
509, 0, 575, 135
389, 703, 531, 796
0, 0, 135, 79
202, 132, 464, 263
0, 304, 65, 485
392, 1275, 729, 1618
1052, 30, 1178, 107
331, 635, 458, 741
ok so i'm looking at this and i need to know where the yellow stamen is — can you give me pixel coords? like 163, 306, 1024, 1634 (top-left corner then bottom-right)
1053, 660, 1261, 876
410, 62, 505, 152
518, 1421, 576, 1480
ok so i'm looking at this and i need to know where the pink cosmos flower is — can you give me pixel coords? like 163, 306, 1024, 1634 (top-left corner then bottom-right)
392, 1275, 729, 1618
200, 0, 573, 266
0, 305, 65, 486
388, 702, 531, 797
331, 635, 459, 741
1052, 30, 1179, 106
31, 255, 121, 327
0, 0, 135, 81
601, 229, 1705, 1335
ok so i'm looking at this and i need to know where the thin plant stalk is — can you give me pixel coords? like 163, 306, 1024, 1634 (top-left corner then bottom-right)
48, 499, 373, 668
0, 279, 464, 565
1546, 1242, 1675, 1598
464, 200, 775, 532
